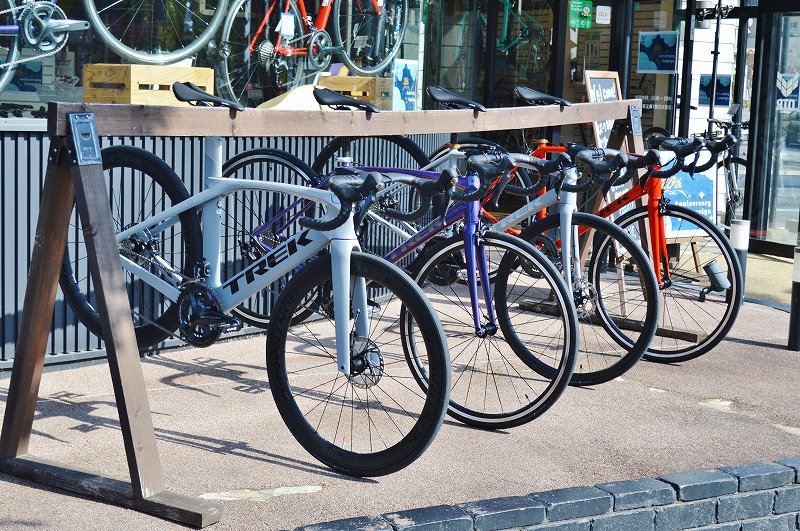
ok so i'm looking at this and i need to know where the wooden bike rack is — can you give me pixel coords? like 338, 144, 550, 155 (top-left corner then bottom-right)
0, 98, 643, 527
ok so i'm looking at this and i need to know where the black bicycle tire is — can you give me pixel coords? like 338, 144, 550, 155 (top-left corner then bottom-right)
266, 252, 450, 476
405, 231, 578, 429
220, 147, 321, 328
518, 212, 660, 386
312, 135, 430, 175
613, 204, 743, 363
332, 0, 409, 76
59, 145, 203, 349
642, 126, 671, 149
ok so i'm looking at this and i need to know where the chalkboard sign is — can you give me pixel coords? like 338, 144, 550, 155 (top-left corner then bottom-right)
584, 70, 622, 148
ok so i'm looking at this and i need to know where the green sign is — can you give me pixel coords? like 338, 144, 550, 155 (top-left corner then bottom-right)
569, 1, 593, 29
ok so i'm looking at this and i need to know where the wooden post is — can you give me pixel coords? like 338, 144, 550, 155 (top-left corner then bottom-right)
0, 113, 222, 528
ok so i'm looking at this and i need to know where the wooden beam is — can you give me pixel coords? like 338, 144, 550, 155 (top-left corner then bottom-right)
48, 99, 643, 138
0, 145, 74, 459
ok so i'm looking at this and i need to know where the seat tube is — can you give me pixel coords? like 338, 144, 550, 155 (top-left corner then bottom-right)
559, 167, 580, 293
203, 137, 224, 285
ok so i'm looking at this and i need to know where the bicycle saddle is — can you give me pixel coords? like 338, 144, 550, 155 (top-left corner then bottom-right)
172, 82, 246, 112
514, 86, 571, 108
426, 86, 487, 112
313, 87, 381, 113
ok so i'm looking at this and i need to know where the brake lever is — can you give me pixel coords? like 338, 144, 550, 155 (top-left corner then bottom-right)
491, 155, 515, 207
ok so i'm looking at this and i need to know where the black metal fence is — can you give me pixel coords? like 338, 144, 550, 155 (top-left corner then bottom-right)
0, 132, 446, 368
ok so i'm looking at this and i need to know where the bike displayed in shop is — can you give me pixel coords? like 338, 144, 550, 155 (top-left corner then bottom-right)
217, 0, 408, 106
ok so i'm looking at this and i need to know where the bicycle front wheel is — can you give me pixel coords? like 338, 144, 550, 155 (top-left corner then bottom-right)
220, 148, 320, 328
82, 0, 228, 64
218, 0, 308, 106
408, 231, 578, 429
0, 0, 21, 94
333, 0, 408, 76
614, 204, 743, 362
519, 212, 660, 386
267, 252, 450, 477
59, 145, 203, 349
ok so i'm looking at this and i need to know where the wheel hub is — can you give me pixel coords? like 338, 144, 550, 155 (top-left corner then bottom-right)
573, 281, 598, 319
348, 336, 384, 388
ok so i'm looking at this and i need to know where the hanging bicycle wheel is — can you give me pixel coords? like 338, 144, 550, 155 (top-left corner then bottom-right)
82, 0, 228, 64
613, 204, 743, 363
0, 0, 21, 93
218, 0, 310, 106
509, 0, 553, 83
333, 0, 408, 76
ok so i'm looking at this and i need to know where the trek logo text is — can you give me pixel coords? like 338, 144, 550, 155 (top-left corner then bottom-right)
225, 229, 313, 295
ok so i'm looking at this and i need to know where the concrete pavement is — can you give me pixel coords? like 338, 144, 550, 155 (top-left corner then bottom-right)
0, 253, 798, 530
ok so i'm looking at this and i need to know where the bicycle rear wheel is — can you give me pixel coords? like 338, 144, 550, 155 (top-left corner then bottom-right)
59, 145, 203, 349
333, 0, 408, 76
218, 0, 309, 106
406, 231, 578, 429
220, 148, 320, 328
0, 0, 21, 94
267, 252, 450, 476
312, 135, 430, 175
518, 212, 660, 386
82, 0, 228, 64
613, 204, 743, 362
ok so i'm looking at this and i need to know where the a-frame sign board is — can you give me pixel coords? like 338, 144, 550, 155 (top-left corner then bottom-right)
0, 113, 223, 527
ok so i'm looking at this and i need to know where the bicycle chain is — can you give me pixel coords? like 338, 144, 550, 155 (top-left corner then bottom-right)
0, 2, 70, 70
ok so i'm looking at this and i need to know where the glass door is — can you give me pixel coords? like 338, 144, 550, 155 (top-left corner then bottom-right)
750, 10, 800, 251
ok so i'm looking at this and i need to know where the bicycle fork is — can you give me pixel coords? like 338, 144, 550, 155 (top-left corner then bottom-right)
329, 238, 368, 376
462, 175, 498, 338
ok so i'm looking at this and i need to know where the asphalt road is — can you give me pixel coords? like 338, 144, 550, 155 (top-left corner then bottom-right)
0, 297, 797, 530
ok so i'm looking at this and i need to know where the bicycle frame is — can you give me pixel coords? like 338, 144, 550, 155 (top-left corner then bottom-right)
488, 165, 584, 293
252, 142, 501, 336
115, 176, 368, 376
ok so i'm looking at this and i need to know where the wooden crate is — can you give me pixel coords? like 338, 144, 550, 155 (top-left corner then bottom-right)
83, 64, 214, 105
316, 75, 393, 110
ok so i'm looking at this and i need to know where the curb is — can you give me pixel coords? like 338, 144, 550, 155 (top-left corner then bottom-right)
296, 457, 800, 531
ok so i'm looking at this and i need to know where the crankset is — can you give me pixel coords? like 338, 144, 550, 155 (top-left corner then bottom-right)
177, 281, 242, 347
